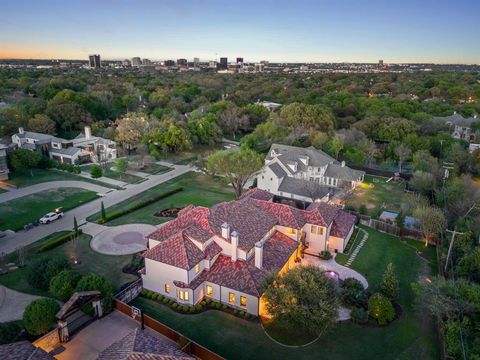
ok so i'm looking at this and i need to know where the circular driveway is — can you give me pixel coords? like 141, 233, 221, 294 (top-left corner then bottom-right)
90, 224, 157, 255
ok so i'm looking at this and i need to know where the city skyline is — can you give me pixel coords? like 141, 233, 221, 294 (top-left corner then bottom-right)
1, 0, 480, 64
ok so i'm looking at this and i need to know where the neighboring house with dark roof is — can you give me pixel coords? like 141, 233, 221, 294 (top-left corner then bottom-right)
0, 341, 55, 360
433, 112, 479, 143
97, 328, 194, 360
257, 144, 365, 203
142, 188, 356, 316
11, 126, 116, 164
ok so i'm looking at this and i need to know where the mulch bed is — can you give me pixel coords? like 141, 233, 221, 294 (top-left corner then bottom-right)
153, 207, 183, 218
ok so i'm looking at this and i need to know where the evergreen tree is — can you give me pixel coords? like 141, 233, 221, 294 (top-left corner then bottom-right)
73, 216, 79, 236
380, 263, 399, 301
101, 201, 106, 223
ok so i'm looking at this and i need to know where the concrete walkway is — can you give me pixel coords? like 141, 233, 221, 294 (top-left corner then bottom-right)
345, 228, 368, 267
0, 181, 111, 203
0, 164, 193, 254
302, 254, 369, 289
0, 285, 42, 322
126, 170, 151, 178
78, 171, 128, 188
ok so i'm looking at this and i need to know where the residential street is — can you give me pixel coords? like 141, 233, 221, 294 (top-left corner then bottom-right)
0, 163, 193, 254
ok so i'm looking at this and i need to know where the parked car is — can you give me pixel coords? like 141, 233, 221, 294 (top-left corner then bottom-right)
39, 209, 64, 224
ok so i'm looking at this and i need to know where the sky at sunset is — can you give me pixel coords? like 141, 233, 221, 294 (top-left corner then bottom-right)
1, 0, 479, 63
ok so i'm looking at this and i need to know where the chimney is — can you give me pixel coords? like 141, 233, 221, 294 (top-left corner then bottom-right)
221, 223, 231, 239
84, 126, 92, 139
18, 127, 24, 134
230, 231, 239, 262
255, 242, 263, 269
341, 160, 345, 167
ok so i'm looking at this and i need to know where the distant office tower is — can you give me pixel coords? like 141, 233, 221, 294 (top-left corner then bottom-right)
143, 58, 152, 65
122, 59, 131, 67
88, 54, 101, 68
219, 57, 228, 69
177, 58, 188, 67
208, 60, 217, 69
132, 57, 142, 67
254, 63, 264, 72
164, 60, 175, 66
236, 57, 244, 64
378, 59, 384, 66
194, 57, 200, 69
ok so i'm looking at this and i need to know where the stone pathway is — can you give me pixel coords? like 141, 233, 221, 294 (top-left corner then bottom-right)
0, 285, 42, 322
345, 228, 368, 267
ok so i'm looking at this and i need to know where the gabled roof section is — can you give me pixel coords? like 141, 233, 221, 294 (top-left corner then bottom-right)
239, 188, 273, 201
268, 162, 287, 178
144, 232, 205, 270
331, 211, 357, 238
324, 164, 365, 181
266, 143, 337, 172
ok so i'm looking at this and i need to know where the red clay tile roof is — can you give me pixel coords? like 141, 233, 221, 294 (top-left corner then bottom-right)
182, 231, 298, 297
240, 188, 273, 201
144, 232, 205, 270
331, 211, 356, 238
253, 200, 305, 228
204, 241, 222, 260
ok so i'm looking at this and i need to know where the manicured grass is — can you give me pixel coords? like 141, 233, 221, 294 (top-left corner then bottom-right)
7, 169, 120, 189
0, 232, 136, 295
157, 145, 223, 165
0, 188, 98, 231
87, 172, 235, 226
131, 227, 439, 360
82, 164, 145, 184
346, 175, 406, 218
139, 164, 172, 175
262, 318, 318, 346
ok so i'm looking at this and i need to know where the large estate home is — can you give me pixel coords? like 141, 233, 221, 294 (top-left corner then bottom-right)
141, 188, 356, 316
11, 126, 116, 164
257, 144, 365, 203
434, 112, 479, 142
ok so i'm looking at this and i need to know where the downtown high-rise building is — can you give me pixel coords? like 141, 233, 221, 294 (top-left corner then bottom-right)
193, 57, 200, 69
236, 57, 244, 64
88, 54, 101, 68
219, 57, 228, 69
132, 57, 142, 67
177, 58, 188, 67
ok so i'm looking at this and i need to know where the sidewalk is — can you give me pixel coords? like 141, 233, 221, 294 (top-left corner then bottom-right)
0, 164, 193, 254
78, 171, 128, 188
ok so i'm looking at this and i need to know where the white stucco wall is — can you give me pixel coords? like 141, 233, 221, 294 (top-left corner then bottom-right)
303, 223, 328, 254
142, 258, 188, 296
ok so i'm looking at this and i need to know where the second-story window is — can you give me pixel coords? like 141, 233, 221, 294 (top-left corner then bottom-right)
195, 264, 200, 273
165, 284, 170, 293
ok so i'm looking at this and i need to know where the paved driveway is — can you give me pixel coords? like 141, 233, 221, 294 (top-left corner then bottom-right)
301, 254, 369, 289
0, 285, 42, 322
0, 164, 192, 254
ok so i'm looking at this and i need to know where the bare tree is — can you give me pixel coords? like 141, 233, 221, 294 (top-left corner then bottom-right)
413, 205, 447, 246
394, 143, 411, 173
218, 107, 249, 139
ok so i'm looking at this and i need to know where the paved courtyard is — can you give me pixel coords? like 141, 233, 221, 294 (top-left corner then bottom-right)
90, 223, 157, 255
0, 285, 42, 322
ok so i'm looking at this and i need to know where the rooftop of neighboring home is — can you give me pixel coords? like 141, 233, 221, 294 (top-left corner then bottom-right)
433, 112, 478, 126
97, 328, 194, 360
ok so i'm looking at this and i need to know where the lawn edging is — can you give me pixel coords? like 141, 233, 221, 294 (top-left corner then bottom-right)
97, 186, 184, 224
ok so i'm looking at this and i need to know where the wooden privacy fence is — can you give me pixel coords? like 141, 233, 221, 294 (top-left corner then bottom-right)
114, 299, 225, 360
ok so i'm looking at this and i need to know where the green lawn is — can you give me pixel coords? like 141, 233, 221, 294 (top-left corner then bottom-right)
81, 164, 145, 184
157, 145, 223, 165
0, 232, 136, 295
346, 175, 406, 218
0, 188, 98, 231
87, 172, 235, 226
7, 169, 121, 189
138, 164, 172, 175
131, 227, 439, 360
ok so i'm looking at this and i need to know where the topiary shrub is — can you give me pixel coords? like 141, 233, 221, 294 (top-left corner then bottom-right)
140, 289, 148, 297
162, 298, 169, 304
171, 303, 178, 309
189, 306, 196, 313
368, 293, 395, 325
319, 250, 332, 260
239, 311, 245, 317
27, 256, 70, 290
350, 307, 368, 324
23, 298, 60, 336
341, 277, 368, 308
156, 294, 164, 301
90, 164, 103, 179
75, 273, 113, 314
49, 270, 82, 301
221, 304, 227, 310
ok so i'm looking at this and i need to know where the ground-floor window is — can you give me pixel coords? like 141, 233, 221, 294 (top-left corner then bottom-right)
206, 285, 213, 296
177, 290, 189, 301
164, 284, 170, 293
240, 296, 247, 307
229, 292, 235, 304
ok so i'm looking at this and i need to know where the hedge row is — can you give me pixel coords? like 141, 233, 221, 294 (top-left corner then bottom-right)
140, 289, 255, 320
99, 186, 183, 224
37, 230, 83, 253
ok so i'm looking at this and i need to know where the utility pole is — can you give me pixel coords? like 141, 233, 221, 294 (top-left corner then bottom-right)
444, 229, 464, 274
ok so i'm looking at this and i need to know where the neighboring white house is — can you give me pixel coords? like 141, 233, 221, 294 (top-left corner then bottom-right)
434, 112, 478, 142
11, 126, 116, 164
0, 144, 9, 180
257, 144, 365, 203
141, 188, 357, 316
256, 100, 282, 112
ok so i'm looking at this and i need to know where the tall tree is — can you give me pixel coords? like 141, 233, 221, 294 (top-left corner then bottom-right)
413, 205, 447, 246
380, 263, 399, 301
206, 148, 263, 198
394, 143, 412, 173
27, 114, 56, 135
114, 113, 150, 154
10, 149, 42, 177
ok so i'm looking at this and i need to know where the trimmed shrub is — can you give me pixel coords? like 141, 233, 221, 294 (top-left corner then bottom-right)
319, 250, 332, 260
205, 298, 211, 305
49, 270, 82, 301
215, 302, 222, 309
23, 299, 60, 336
233, 309, 239, 315
156, 294, 164, 301
200, 300, 207, 306
189, 306, 196, 313
239, 311, 245, 317
350, 307, 368, 324
0, 322, 23, 345
171, 303, 178, 309
341, 277, 368, 308
368, 293, 395, 325
27, 256, 70, 290
195, 304, 203, 311
169, 300, 174, 305
90, 165, 103, 179
98, 187, 183, 224
37, 230, 82, 253
162, 298, 169, 304
221, 304, 227, 310
75, 273, 114, 314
